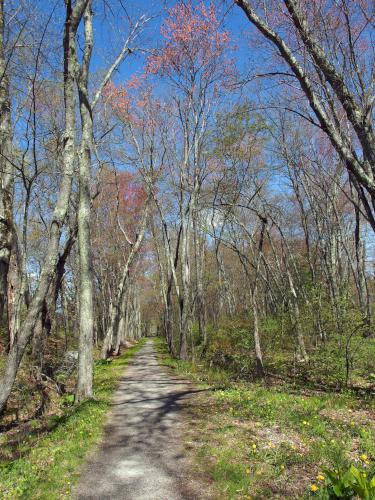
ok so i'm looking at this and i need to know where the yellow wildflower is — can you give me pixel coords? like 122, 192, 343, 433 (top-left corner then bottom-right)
311, 484, 318, 492
252, 443, 257, 450
360, 454, 368, 462
303, 420, 308, 425
246, 468, 251, 474
317, 474, 324, 482
280, 465, 285, 470
362, 472, 367, 478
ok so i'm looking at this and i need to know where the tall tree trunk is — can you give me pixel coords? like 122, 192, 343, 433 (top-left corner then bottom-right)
75, 1, 94, 402
250, 286, 264, 377
179, 212, 191, 360
193, 214, 207, 350
6, 232, 21, 350
354, 205, 372, 334
0, 0, 89, 416
152, 219, 175, 353
114, 289, 129, 355
0, 0, 14, 323
31, 225, 77, 366
286, 267, 308, 362
250, 220, 266, 378
31, 302, 48, 367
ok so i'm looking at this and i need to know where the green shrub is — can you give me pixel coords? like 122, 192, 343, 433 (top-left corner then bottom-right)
314, 465, 375, 499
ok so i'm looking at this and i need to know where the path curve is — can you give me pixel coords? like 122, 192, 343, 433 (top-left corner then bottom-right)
76, 339, 204, 500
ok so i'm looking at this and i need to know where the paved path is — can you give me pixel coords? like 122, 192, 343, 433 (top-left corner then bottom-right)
76, 340, 203, 500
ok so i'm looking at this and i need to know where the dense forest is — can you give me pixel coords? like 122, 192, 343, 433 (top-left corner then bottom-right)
0, 0, 374, 498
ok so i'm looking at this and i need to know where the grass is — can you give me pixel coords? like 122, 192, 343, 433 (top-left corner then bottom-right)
0, 339, 146, 500
154, 337, 375, 499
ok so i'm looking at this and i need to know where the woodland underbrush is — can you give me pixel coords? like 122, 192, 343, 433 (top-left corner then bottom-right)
0, 327, 79, 427
191, 312, 375, 391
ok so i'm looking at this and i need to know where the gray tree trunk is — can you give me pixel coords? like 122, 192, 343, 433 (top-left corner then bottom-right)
251, 221, 266, 377
179, 217, 191, 360
0, 0, 14, 322
193, 213, 207, 349
75, 1, 94, 402
0, 0, 89, 416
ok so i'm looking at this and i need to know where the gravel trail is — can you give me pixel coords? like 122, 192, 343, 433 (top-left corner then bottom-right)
76, 339, 204, 500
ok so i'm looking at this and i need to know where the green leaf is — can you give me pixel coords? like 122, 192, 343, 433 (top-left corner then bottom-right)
332, 483, 344, 496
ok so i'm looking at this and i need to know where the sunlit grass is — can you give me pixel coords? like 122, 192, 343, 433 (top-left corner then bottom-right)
155, 337, 375, 499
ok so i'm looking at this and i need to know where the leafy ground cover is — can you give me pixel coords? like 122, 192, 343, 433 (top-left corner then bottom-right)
155, 337, 375, 499
0, 339, 145, 500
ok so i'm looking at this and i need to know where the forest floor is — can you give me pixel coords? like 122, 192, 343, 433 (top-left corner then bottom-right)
154, 338, 375, 499
0, 340, 147, 499
75, 338, 212, 499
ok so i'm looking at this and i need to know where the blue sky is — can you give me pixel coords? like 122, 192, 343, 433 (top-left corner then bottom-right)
88, 0, 257, 85
33, 0, 276, 117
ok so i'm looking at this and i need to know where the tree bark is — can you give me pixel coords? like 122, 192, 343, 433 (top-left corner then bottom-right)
75, 0, 94, 402
0, 0, 14, 322
0, 0, 89, 416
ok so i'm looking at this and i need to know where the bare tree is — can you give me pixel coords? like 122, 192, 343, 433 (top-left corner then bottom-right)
235, 0, 375, 227
0, 0, 89, 416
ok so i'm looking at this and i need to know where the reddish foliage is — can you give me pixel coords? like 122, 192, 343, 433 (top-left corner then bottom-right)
103, 82, 131, 121
93, 169, 147, 255
104, 76, 166, 142
145, 1, 231, 81
118, 171, 147, 220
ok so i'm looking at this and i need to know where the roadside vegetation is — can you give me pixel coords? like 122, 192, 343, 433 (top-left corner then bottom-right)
155, 338, 374, 499
0, 340, 145, 500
